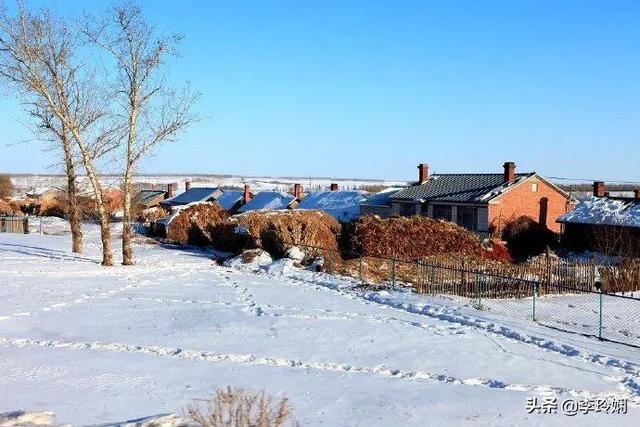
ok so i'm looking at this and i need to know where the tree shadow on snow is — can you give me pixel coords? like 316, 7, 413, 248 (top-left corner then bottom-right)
0, 243, 99, 263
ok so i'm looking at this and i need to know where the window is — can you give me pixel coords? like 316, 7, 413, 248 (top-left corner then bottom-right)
398, 202, 417, 216
531, 183, 539, 192
432, 205, 452, 221
456, 206, 477, 230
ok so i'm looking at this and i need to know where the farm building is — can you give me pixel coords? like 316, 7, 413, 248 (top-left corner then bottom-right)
160, 182, 222, 208
388, 162, 572, 234
215, 185, 252, 214
237, 190, 298, 213
297, 184, 367, 223
359, 187, 404, 218
133, 189, 166, 209
558, 182, 640, 255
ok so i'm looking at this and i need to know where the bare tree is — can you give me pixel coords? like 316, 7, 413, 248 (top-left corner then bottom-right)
0, 4, 118, 264
83, 1, 198, 265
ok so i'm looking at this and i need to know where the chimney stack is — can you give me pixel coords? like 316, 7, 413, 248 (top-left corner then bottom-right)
293, 183, 303, 199
330, 183, 339, 191
165, 183, 175, 199
503, 162, 516, 184
593, 181, 605, 197
243, 184, 252, 204
185, 181, 191, 192
417, 163, 429, 184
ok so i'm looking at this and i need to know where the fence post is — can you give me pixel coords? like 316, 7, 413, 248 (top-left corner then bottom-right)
532, 282, 537, 321
23, 217, 29, 234
359, 256, 363, 285
475, 272, 482, 309
598, 291, 603, 340
391, 258, 396, 290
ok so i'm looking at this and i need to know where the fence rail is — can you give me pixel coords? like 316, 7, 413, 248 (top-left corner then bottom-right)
291, 242, 640, 348
0, 216, 29, 234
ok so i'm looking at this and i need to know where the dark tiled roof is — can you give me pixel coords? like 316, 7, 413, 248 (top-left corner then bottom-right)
161, 187, 220, 207
391, 173, 534, 203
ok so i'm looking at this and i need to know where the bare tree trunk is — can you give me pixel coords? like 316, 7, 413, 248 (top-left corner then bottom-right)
61, 130, 83, 253
122, 165, 134, 265
71, 127, 113, 266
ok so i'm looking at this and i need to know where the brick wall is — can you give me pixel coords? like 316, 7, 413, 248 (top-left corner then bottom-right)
488, 176, 570, 234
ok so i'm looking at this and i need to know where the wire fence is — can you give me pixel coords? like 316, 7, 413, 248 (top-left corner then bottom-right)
0, 216, 29, 234
292, 242, 640, 348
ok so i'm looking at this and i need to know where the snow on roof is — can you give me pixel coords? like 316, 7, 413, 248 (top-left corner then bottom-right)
237, 191, 295, 213
558, 196, 640, 228
360, 187, 404, 207
215, 190, 244, 211
297, 190, 367, 222
161, 187, 219, 207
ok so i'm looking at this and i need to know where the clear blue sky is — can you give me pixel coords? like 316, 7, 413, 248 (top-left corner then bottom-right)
1, 0, 638, 181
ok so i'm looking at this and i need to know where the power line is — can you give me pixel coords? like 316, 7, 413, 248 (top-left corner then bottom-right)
547, 176, 640, 185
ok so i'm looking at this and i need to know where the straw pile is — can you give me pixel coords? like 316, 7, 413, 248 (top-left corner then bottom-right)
0, 199, 13, 215
216, 210, 341, 257
166, 203, 229, 245
351, 215, 483, 259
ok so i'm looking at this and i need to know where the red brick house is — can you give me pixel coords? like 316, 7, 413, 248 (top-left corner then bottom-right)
389, 162, 573, 234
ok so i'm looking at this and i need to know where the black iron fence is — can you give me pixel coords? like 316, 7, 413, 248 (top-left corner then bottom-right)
291, 242, 640, 348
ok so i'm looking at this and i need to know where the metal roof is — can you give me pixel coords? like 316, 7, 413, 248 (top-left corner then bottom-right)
391, 173, 534, 203
237, 191, 295, 213
133, 190, 166, 207
161, 187, 220, 207
215, 190, 244, 211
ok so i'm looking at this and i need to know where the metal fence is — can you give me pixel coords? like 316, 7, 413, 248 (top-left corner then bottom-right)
0, 216, 29, 234
292, 242, 640, 348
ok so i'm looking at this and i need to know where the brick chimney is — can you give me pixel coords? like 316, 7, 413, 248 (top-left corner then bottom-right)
330, 183, 339, 191
593, 181, 605, 197
243, 184, 252, 204
417, 163, 429, 184
165, 183, 175, 199
185, 181, 191, 192
293, 183, 303, 199
635, 189, 640, 200
503, 162, 516, 184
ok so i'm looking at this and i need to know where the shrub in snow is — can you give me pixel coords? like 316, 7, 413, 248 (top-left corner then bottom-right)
214, 210, 341, 258
166, 203, 229, 246
0, 410, 55, 426
0, 199, 15, 216
502, 216, 557, 261
186, 387, 293, 427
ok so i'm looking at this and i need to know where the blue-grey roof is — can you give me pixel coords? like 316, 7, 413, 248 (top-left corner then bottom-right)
134, 190, 166, 207
161, 187, 220, 207
297, 190, 367, 222
237, 191, 295, 213
216, 190, 244, 211
360, 188, 403, 207
391, 173, 534, 203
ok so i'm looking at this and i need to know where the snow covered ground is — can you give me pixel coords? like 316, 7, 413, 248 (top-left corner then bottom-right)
1, 221, 639, 425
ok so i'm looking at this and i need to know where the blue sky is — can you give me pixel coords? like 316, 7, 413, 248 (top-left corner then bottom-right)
0, 0, 639, 181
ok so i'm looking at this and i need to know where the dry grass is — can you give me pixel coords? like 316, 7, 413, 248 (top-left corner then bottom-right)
351, 215, 483, 260
0, 199, 14, 215
166, 203, 229, 245
217, 210, 341, 257
186, 387, 293, 427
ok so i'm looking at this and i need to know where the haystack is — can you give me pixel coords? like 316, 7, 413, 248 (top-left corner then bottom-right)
0, 199, 13, 215
217, 210, 341, 257
351, 215, 483, 260
166, 203, 228, 245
